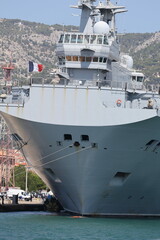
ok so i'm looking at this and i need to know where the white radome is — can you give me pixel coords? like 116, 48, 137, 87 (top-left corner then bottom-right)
93, 21, 110, 34
120, 54, 133, 69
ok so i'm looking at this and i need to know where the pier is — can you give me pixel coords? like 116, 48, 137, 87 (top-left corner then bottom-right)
0, 196, 63, 212
0, 203, 45, 212
0, 197, 45, 212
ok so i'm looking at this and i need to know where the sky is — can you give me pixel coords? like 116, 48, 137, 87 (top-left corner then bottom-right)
1, 0, 160, 33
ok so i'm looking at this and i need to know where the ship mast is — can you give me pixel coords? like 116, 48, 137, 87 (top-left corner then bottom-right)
71, 0, 127, 35
96, 0, 127, 38
71, 0, 97, 33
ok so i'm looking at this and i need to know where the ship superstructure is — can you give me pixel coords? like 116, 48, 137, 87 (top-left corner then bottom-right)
0, 0, 160, 216
57, 0, 127, 86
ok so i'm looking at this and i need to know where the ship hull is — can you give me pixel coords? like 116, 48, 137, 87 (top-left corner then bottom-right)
1, 111, 160, 215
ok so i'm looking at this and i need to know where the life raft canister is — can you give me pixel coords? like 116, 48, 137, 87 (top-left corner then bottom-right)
116, 99, 122, 107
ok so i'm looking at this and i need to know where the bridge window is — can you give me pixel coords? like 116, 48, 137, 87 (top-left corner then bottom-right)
66, 56, 71, 61
61, 33, 109, 45
65, 55, 109, 63
59, 34, 64, 43
97, 35, 103, 44
137, 77, 143, 82
93, 57, 98, 62
90, 35, 96, 44
103, 58, 107, 63
59, 57, 65, 65
71, 34, 77, 43
86, 57, 92, 62
73, 56, 78, 61
84, 35, 90, 44
79, 56, 85, 62
77, 35, 83, 43
64, 34, 70, 43
103, 35, 108, 45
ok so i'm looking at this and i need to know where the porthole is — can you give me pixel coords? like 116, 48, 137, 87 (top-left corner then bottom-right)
64, 134, 72, 140
81, 135, 89, 141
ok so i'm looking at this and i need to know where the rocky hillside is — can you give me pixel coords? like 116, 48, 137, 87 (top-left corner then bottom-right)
0, 18, 160, 83
0, 19, 77, 83
120, 32, 160, 83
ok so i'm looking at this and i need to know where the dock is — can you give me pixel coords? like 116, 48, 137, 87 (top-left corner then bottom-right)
0, 203, 45, 212
0, 197, 63, 212
0, 197, 45, 212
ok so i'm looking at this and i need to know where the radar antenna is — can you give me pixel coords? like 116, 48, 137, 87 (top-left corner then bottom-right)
81, 0, 96, 2
1, 53, 16, 93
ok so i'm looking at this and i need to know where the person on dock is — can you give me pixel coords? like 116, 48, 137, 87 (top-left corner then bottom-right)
1, 195, 4, 205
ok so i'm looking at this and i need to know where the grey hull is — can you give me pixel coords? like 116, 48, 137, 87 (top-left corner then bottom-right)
1, 111, 160, 215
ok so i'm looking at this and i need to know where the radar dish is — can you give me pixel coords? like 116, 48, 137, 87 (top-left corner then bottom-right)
93, 21, 110, 35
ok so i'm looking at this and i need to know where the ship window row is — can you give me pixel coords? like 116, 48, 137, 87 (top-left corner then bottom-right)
58, 34, 109, 45
132, 76, 143, 82
64, 134, 89, 141
59, 56, 107, 64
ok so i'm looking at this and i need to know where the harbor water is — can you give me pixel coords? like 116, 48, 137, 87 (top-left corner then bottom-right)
1, 212, 160, 240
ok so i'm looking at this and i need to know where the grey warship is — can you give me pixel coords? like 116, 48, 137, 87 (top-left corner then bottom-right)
1, 0, 160, 216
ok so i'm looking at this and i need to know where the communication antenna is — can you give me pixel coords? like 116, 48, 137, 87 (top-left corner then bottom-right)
1, 53, 16, 93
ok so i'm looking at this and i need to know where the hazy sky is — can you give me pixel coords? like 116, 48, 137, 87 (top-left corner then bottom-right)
1, 0, 160, 33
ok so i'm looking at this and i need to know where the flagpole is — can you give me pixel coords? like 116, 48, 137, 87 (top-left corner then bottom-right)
28, 61, 44, 85
30, 73, 32, 86
28, 61, 32, 86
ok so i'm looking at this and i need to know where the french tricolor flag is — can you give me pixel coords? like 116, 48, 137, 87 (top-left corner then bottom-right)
29, 61, 44, 72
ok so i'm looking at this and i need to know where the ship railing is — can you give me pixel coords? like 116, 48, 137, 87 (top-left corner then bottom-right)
30, 77, 160, 94
103, 81, 160, 93
31, 77, 52, 85
0, 85, 30, 107
144, 84, 160, 93
103, 98, 160, 110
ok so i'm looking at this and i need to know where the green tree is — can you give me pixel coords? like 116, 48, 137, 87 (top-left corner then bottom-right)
27, 171, 47, 192
13, 165, 47, 192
